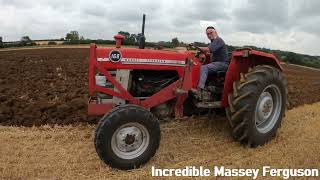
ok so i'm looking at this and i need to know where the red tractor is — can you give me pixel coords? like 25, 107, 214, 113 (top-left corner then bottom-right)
88, 18, 288, 170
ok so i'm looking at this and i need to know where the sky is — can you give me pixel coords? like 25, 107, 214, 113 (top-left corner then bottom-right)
0, 0, 319, 56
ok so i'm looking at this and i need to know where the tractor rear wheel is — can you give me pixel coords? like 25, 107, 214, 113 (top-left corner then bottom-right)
227, 65, 288, 147
95, 104, 160, 170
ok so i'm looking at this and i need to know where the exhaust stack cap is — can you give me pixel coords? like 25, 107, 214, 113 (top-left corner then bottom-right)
114, 34, 125, 48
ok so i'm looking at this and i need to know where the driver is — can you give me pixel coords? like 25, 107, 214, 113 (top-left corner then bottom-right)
191, 26, 229, 97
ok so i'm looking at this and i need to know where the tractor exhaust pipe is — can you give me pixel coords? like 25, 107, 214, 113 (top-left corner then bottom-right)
139, 14, 146, 49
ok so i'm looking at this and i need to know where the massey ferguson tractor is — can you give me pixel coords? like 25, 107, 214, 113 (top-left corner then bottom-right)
88, 15, 288, 170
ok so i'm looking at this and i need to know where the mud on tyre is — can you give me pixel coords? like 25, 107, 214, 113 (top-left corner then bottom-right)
95, 104, 160, 170
227, 65, 288, 147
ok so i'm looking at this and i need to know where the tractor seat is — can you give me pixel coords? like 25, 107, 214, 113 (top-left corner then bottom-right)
209, 70, 227, 78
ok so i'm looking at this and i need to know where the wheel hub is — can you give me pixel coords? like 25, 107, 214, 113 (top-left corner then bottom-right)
115, 126, 143, 153
255, 84, 282, 134
257, 92, 273, 122
124, 134, 135, 145
111, 122, 150, 159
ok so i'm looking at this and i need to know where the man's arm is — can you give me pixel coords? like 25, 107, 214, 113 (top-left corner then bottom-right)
208, 38, 224, 53
199, 47, 209, 53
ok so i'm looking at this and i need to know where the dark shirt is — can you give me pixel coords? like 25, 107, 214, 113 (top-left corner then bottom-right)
208, 36, 228, 63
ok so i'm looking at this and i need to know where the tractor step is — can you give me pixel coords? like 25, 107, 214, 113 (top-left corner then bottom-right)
195, 101, 221, 108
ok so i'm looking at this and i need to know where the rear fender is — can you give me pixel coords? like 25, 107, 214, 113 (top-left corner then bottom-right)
221, 49, 283, 107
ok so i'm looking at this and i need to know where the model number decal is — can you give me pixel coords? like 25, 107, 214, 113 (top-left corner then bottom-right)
97, 57, 186, 66
108, 50, 122, 63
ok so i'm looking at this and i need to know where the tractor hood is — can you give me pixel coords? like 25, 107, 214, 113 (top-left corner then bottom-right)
94, 47, 190, 66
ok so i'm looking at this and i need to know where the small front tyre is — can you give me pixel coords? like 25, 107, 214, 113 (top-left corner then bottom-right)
95, 104, 160, 170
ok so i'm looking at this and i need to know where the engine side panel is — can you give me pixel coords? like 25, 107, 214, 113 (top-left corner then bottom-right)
88, 44, 199, 116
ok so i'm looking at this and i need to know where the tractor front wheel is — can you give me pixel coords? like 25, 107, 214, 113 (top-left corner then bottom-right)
95, 104, 160, 170
227, 65, 288, 147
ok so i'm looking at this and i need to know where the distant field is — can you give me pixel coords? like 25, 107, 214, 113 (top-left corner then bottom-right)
34, 40, 65, 45
0, 44, 137, 51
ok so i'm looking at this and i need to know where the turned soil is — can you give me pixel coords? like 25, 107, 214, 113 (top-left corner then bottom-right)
0, 48, 319, 126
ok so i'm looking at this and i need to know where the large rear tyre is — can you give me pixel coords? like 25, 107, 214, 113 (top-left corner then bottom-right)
95, 104, 160, 170
227, 65, 288, 147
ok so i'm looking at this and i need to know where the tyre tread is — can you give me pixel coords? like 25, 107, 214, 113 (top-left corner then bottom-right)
226, 65, 288, 147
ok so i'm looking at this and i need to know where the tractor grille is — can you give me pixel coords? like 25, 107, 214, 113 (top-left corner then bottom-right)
95, 70, 130, 105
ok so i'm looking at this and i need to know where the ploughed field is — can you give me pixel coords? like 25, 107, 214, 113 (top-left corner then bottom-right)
0, 48, 320, 126
1, 48, 320, 179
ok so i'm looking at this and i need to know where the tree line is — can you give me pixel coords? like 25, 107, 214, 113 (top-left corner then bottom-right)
0, 30, 183, 48
0, 36, 37, 48
62, 30, 184, 48
1, 31, 319, 68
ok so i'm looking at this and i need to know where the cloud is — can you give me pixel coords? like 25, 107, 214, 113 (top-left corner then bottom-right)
232, 0, 290, 33
0, 0, 319, 55
289, 0, 320, 36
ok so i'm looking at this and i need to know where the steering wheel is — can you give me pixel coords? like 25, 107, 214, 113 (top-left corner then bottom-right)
194, 46, 205, 54
188, 44, 206, 63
